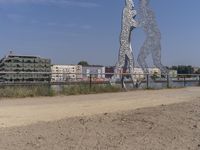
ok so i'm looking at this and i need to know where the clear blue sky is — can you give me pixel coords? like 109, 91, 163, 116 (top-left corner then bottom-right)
0, 0, 200, 67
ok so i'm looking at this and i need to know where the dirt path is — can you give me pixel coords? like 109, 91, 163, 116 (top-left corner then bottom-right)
0, 87, 200, 128
0, 96, 200, 150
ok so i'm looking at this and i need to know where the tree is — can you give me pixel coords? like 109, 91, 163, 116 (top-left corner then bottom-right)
169, 65, 195, 78
78, 61, 89, 66
177, 65, 194, 74
171, 66, 178, 70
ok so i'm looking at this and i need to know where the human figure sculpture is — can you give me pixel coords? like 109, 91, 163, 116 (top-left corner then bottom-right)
137, 0, 168, 75
115, 0, 137, 85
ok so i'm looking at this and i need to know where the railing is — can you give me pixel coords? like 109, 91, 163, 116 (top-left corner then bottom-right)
0, 71, 200, 90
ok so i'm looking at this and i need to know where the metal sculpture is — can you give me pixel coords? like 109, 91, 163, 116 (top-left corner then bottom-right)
137, 0, 168, 75
115, 0, 137, 84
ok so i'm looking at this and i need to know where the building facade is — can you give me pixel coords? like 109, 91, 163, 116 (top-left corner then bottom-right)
105, 66, 161, 80
82, 65, 105, 81
105, 66, 115, 79
169, 70, 178, 78
0, 54, 51, 83
51, 65, 82, 82
148, 68, 161, 77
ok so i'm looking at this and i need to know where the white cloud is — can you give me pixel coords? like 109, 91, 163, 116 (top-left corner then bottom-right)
0, 0, 100, 8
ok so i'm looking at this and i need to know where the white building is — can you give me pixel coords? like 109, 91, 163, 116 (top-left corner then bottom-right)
148, 68, 161, 77
82, 65, 105, 81
133, 67, 145, 79
133, 67, 161, 79
51, 65, 82, 82
169, 70, 178, 78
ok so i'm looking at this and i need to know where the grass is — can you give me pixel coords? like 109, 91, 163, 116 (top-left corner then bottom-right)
0, 84, 121, 98
0, 86, 55, 98
60, 84, 121, 95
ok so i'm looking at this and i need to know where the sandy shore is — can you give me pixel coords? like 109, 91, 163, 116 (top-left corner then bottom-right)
0, 87, 200, 149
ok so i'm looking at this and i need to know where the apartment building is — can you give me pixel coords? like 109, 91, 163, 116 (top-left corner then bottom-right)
148, 68, 161, 76
51, 65, 82, 82
105, 66, 161, 79
169, 70, 178, 78
82, 65, 105, 80
0, 54, 51, 83
105, 66, 115, 79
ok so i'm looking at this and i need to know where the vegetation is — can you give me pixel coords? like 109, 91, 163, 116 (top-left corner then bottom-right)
0, 86, 55, 98
0, 84, 121, 98
60, 84, 121, 95
78, 61, 89, 66
170, 65, 194, 74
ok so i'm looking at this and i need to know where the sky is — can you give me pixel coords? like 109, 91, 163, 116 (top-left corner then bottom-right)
0, 0, 200, 67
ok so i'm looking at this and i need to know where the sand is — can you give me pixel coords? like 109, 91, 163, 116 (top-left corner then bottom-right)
0, 87, 200, 149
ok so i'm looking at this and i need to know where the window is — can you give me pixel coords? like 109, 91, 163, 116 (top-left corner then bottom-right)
86, 69, 90, 73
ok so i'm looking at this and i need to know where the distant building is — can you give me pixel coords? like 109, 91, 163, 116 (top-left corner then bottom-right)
82, 65, 105, 80
133, 67, 146, 79
105, 66, 161, 80
169, 70, 178, 78
193, 67, 200, 73
51, 65, 82, 82
0, 54, 51, 83
132, 67, 161, 80
148, 68, 161, 77
105, 66, 115, 79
